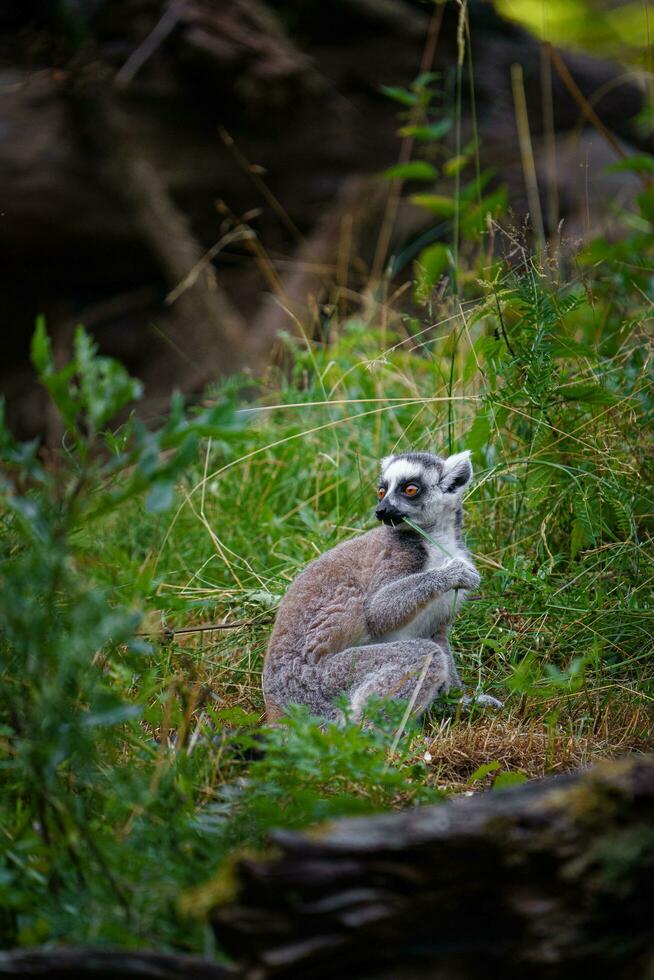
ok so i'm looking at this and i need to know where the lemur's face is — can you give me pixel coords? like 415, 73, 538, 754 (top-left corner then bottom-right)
375, 450, 473, 530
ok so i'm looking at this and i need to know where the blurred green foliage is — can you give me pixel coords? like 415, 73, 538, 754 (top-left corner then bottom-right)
497, 0, 654, 64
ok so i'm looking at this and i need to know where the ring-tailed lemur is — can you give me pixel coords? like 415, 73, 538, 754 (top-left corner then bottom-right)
263, 450, 502, 723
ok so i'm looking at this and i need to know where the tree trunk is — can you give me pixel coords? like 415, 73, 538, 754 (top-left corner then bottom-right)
212, 755, 654, 979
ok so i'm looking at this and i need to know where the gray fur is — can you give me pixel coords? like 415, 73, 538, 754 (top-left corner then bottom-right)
263, 450, 485, 723
365, 560, 479, 637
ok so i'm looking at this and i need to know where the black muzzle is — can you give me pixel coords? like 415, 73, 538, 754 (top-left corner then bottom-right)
375, 502, 405, 526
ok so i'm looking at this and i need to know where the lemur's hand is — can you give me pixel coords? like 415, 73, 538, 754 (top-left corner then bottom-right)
445, 559, 480, 591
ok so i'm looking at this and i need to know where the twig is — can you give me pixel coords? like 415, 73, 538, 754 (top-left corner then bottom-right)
166, 227, 255, 306
492, 290, 515, 358
115, 2, 185, 89
388, 651, 434, 758
540, 43, 559, 240
219, 127, 303, 243
545, 43, 638, 171
511, 63, 546, 252
136, 617, 273, 638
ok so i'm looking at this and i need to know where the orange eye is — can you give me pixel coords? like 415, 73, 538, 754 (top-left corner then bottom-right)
378, 487, 386, 500
404, 484, 419, 497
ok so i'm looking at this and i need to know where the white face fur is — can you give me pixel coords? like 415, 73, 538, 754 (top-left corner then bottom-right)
376, 450, 473, 530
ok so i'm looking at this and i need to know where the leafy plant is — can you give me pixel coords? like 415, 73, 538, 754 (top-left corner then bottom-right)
0, 327, 447, 949
0, 324, 244, 947
195, 701, 439, 851
381, 65, 508, 297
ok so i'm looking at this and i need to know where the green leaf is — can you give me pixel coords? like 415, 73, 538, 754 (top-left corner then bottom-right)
470, 760, 501, 782
410, 194, 456, 217
81, 703, 143, 728
493, 771, 528, 790
460, 168, 495, 202
381, 161, 439, 180
214, 707, 261, 727
607, 154, 654, 175
460, 186, 508, 238
41, 362, 80, 433
415, 242, 450, 288
443, 154, 469, 176
466, 412, 491, 453
637, 186, 654, 223
559, 384, 617, 406
399, 119, 452, 141
413, 71, 439, 88
145, 480, 175, 514
381, 85, 419, 106
126, 638, 154, 655
30, 317, 53, 375
74, 326, 143, 432
571, 517, 591, 559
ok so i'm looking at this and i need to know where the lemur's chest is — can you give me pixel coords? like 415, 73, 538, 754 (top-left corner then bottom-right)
382, 534, 466, 642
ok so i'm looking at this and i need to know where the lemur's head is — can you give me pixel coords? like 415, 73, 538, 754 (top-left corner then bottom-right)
375, 450, 473, 531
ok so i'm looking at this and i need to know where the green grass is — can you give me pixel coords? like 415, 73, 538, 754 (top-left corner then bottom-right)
105, 273, 654, 717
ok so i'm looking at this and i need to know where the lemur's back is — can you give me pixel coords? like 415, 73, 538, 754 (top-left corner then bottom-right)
265, 526, 425, 665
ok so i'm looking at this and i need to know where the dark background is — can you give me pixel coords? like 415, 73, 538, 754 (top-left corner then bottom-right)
0, 0, 649, 438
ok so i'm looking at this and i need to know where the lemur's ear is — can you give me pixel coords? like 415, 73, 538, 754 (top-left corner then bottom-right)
440, 450, 473, 494
380, 455, 394, 471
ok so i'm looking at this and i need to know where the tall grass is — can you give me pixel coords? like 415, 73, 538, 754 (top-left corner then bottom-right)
116, 254, 653, 715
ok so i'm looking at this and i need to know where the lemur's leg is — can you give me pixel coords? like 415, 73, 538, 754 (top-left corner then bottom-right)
364, 559, 479, 637
318, 640, 450, 722
431, 632, 463, 689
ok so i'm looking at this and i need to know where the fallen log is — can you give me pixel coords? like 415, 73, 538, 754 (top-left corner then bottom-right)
0, 947, 233, 979
212, 755, 654, 979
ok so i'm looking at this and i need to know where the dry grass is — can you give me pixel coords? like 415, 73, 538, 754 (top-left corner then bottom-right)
142, 626, 653, 801
417, 697, 653, 794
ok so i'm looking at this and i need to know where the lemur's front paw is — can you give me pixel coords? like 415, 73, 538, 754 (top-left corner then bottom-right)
446, 559, 480, 591
475, 693, 504, 709
461, 692, 504, 710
